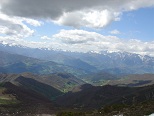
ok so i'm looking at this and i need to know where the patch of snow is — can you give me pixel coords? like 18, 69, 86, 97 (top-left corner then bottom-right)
148, 113, 154, 116
138, 54, 146, 61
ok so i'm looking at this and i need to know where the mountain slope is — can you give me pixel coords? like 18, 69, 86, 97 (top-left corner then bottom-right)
0, 43, 154, 75
0, 44, 98, 73
108, 73, 154, 87
0, 51, 88, 76
81, 72, 117, 86
15, 76, 63, 99
0, 82, 55, 115
0, 73, 85, 93
56, 84, 154, 109
0, 50, 40, 66
66, 51, 154, 75
0, 74, 63, 99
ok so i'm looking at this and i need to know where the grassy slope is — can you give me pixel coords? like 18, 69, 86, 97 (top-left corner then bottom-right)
108, 74, 154, 87
0, 73, 85, 93
0, 82, 56, 115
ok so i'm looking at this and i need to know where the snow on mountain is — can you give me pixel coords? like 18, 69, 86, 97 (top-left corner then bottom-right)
0, 43, 154, 75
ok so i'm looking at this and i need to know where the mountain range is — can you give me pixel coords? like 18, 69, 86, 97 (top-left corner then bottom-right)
1, 77, 154, 115
0, 43, 154, 115
0, 43, 154, 76
0, 50, 88, 76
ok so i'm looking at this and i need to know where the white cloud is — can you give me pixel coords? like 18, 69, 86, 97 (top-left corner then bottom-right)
53, 29, 98, 44
0, 12, 42, 39
41, 36, 51, 40
1, 0, 154, 28
0, 12, 35, 38
22, 18, 43, 27
0, 36, 48, 48
52, 29, 154, 56
0, 1, 154, 57
55, 10, 120, 28
1, 29, 154, 56
110, 29, 120, 35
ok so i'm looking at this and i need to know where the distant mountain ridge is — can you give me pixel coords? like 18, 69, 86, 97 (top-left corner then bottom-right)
1, 42, 154, 116
0, 43, 154, 75
108, 73, 154, 87
0, 50, 89, 76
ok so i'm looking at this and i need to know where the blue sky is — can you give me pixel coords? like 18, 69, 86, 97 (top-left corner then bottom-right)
97, 7, 154, 41
0, 0, 154, 56
26, 7, 154, 42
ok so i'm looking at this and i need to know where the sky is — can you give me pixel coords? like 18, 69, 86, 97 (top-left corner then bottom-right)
0, 0, 154, 56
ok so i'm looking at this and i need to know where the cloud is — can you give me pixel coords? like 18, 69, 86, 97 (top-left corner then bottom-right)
53, 29, 98, 44
54, 10, 119, 28
1, 29, 154, 56
0, 36, 48, 48
0, 16, 34, 38
1, 0, 154, 28
41, 36, 51, 40
0, 12, 43, 38
23, 18, 43, 27
0, 1, 154, 57
110, 29, 120, 35
52, 29, 154, 56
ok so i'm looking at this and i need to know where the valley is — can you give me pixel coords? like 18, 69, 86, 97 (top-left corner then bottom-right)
0, 0, 154, 115
0, 44, 154, 115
